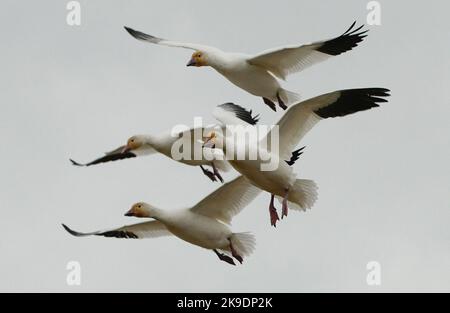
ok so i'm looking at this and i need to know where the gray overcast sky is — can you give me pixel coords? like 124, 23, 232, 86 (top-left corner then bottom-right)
1, 0, 449, 292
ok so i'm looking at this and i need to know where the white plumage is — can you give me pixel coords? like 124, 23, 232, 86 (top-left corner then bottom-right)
208, 88, 390, 226
70, 103, 259, 183
63, 175, 261, 265
124, 22, 368, 111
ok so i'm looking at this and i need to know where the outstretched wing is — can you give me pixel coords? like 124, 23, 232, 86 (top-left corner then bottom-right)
191, 176, 261, 225
124, 27, 219, 53
70, 145, 137, 167
62, 221, 170, 239
265, 88, 391, 160
247, 22, 368, 80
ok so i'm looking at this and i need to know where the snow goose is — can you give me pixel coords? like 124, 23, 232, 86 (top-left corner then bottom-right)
70, 103, 259, 183
204, 88, 391, 226
124, 22, 368, 111
62, 175, 261, 265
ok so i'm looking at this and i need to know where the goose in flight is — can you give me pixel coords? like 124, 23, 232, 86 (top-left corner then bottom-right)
70, 103, 259, 183
124, 22, 368, 111
62, 175, 261, 265
203, 88, 391, 226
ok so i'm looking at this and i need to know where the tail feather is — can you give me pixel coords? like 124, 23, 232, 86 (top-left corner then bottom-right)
278, 88, 301, 107
230, 232, 256, 257
277, 179, 318, 211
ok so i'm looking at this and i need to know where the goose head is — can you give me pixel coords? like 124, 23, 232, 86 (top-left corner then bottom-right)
202, 131, 217, 149
187, 51, 209, 67
124, 202, 155, 218
122, 135, 153, 155
202, 130, 226, 150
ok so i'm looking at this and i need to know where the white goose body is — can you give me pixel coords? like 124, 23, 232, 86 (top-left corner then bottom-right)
209, 88, 390, 225
70, 103, 260, 182
211, 52, 281, 101
124, 22, 369, 111
160, 209, 231, 250
63, 175, 262, 265
228, 156, 296, 196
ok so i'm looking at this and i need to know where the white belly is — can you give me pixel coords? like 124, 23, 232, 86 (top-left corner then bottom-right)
217, 64, 280, 99
165, 213, 231, 250
229, 158, 296, 196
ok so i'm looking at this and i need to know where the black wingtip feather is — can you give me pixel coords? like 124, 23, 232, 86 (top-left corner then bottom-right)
317, 22, 369, 56
124, 26, 161, 43
343, 21, 357, 34
124, 26, 138, 37
286, 146, 306, 166
347, 24, 365, 35
69, 159, 85, 167
62, 224, 83, 237
71, 152, 137, 167
315, 88, 391, 119
219, 103, 260, 125
100, 230, 139, 239
62, 223, 139, 239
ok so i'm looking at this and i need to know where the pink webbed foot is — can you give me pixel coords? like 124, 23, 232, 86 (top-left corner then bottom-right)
281, 189, 289, 219
263, 98, 277, 112
277, 92, 287, 110
214, 249, 235, 266
200, 166, 217, 182
269, 194, 280, 227
212, 162, 224, 183
230, 242, 243, 264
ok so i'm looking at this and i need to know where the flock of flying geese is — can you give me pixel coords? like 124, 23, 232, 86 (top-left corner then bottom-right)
63, 21, 390, 265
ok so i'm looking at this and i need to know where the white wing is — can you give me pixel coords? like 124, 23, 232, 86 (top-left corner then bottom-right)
247, 22, 368, 80
213, 103, 260, 126
265, 88, 390, 160
62, 221, 171, 239
191, 176, 261, 225
124, 27, 219, 53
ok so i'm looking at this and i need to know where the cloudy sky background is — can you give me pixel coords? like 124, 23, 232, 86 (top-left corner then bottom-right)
1, 0, 449, 292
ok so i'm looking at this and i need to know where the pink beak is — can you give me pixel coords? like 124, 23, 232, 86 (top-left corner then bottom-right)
121, 146, 131, 154
124, 209, 134, 217
186, 58, 196, 67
